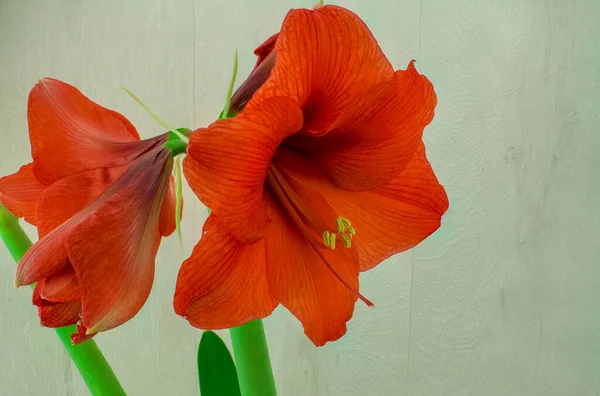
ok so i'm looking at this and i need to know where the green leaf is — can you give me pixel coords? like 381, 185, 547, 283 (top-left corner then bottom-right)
198, 331, 241, 396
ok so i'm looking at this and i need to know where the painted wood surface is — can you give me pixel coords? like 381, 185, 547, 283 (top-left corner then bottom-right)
1, 0, 599, 395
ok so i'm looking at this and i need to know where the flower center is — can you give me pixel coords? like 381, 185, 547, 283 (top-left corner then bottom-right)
266, 165, 373, 307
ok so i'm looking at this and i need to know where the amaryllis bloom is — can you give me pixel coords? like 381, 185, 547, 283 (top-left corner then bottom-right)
0, 79, 179, 342
175, 5, 449, 346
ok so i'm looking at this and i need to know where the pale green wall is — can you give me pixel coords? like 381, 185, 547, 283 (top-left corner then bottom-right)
1, 0, 599, 395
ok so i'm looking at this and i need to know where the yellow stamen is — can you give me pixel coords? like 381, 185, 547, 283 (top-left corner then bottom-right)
335, 217, 345, 233
341, 233, 352, 248
322, 231, 331, 246
323, 216, 355, 250
330, 233, 337, 249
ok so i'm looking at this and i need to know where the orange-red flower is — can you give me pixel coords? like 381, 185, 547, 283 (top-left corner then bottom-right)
175, 5, 448, 346
0, 79, 178, 343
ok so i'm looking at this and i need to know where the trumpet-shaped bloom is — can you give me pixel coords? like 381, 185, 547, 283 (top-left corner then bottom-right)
0, 79, 178, 342
176, 5, 448, 346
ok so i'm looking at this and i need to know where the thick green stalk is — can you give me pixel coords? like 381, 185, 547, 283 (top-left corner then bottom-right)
0, 203, 125, 396
54, 326, 126, 395
229, 320, 277, 396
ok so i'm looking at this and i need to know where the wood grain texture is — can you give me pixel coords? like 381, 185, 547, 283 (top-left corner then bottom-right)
0, 0, 198, 394
1, 0, 600, 395
411, 0, 600, 395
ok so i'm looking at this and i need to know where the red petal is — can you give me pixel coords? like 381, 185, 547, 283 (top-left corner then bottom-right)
183, 97, 302, 243
294, 62, 437, 191
64, 149, 172, 333
36, 166, 128, 237
15, 167, 127, 286
71, 323, 96, 344
158, 176, 179, 237
249, 5, 394, 133
278, 143, 448, 271
265, 196, 359, 346
174, 215, 277, 328
28, 78, 160, 184
0, 163, 45, 224
32, 279, 45, 306
38, 300, 81, 328
350, 144, 448, 270
16, 231, 69, 286
41, 265, 81, 303
253, 34, 279, 68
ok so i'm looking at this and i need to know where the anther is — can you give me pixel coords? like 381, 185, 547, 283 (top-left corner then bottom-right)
336, 217, 345, 233
329, 233, 336, 249
323, 231, 331, 246
341, 233, 352, 248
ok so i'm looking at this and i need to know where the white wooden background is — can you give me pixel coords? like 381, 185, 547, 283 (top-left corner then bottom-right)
1, 0, 599, 395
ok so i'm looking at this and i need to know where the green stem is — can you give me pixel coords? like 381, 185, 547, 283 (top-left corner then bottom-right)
55, 326, 126, 396
0, 203, 126, 396
229, 320, 277, 396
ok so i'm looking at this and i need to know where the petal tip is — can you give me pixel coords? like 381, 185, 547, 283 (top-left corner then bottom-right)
14, 267, 33, 288
71, 322, 95, 344
35, 77, 54, 89
407, 59, 418, 72
14, 272, 26, 288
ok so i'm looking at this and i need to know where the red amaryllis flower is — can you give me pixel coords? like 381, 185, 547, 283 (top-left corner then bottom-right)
175, 5, 448, 346
0, 79, 179, 343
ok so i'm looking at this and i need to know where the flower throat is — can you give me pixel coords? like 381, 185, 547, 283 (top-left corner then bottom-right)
266, 165, 374, 307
